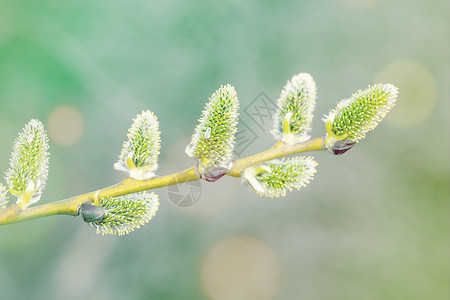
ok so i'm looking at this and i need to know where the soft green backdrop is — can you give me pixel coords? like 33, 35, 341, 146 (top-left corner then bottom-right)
0, 0, 448, 299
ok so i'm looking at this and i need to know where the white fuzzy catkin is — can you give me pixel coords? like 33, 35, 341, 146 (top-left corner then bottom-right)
242, 156, 318, 197
5, 119, 49, 209
323, 83, 398, 144
114, 110, 161, 180
272, 73, 317, 145
186, 84, 239, 175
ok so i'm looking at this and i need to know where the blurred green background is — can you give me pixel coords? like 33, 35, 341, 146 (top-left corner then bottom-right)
0, 0, 448, 299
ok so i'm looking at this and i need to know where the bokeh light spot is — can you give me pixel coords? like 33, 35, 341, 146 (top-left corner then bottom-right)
202, 236, 281, 300
48, 105, 84, 146
374, 60, 437, 127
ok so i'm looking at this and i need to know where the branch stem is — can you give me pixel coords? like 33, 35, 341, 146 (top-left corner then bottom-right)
0, 137, 324, 226
228, 137, 324, 177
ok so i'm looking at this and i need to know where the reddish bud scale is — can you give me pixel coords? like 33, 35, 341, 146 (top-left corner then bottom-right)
202, 166, 229, 182
329, 140, 356, 155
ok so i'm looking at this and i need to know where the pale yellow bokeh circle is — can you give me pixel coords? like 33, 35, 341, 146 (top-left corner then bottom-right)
47, 105, 84, 146
202, 236, 281, 300
374, 60, 437, 127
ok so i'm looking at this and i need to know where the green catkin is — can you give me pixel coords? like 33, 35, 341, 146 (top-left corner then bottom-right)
91, 192, 159, 235
323, 83, 398, 146
272, 73, 317, 145
114, 110, 161, 180
186, 84, 239, 175
242, 156, 318, 197
5, 119, 49, 209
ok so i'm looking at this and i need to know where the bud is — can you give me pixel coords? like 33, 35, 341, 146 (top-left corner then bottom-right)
186, 84, 239, 176
272, 73, 317, 144
0, 183, 8, 211
327, 139, 356, 155
323, 84, 398, 151
203, 165, 229, 182
79, 203, 106, 222
5, 119, 50, 209
89, 192, 159, 235
114, 110, 161, 180
242, 156, 318, 197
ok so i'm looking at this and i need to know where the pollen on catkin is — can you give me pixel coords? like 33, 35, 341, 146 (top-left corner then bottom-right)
0, 183, 8, 211
185, 84, 239, 176
90, 192, 160, 236
242, 156, 318, 198
5, 119, 49, 209
272, 73, 317, 145
114, 110, 161, 180
323, 83, 398, 147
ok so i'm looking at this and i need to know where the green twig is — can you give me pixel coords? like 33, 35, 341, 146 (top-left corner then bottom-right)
0, 137, 324, 226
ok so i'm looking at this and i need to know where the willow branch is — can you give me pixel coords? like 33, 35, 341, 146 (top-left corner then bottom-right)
228, 137, 324, 177
0, 137, 325, 226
